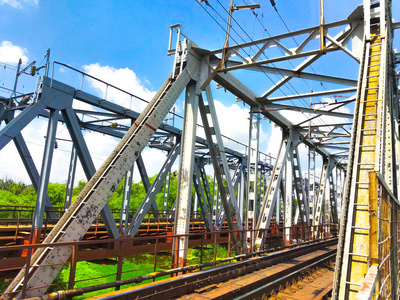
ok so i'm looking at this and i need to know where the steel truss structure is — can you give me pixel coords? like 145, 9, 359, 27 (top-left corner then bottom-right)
0, 0, 399, 298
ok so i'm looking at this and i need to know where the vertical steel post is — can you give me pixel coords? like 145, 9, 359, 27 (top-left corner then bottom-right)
44, 49, 50, 77
193, 193, 198, 218
172, 80, 198, 268
324, 165, 332, 236
199, 86, 247, 252
68, 244, 78, 290
238, 166, 245, 223
120, 164, 134, 235
276, 184, 281, 224
246, 110, 260, 237
319, 0, 326, 51
255, 132, 290, 249
9, 59, 22, 107
21, 243, 33, 299
153, 238, 159, 282
308, 147, 316, 224
369, 172, 378, 265
212, 176, 218, 223
32, 108, 59, 243
284, 147, 293, 245
64, 146, 77, 210
163, 171, 171, 215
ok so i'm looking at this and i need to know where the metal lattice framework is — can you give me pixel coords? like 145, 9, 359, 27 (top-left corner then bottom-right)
0, 0, 399, 298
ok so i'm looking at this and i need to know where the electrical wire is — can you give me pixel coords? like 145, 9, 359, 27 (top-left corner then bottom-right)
241, 0, 333, 111
271, 3, 338, 105
233, 0, 351, 143
197, 0, 351, 147
206, 0, 307, 107
0, 61, 18, 70
264, 0, 352, 140
214, 0, 321, 117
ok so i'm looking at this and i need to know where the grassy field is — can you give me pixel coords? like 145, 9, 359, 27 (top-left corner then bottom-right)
1, 244, 231, 298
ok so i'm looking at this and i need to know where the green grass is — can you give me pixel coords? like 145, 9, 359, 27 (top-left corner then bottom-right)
48, 252, 180, 299
0, 245, 232, 298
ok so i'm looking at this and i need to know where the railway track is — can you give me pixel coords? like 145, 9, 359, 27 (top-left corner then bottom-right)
88, 238, 337, 300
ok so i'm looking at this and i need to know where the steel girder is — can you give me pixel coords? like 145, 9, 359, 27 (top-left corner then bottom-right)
198, 87, 247, 253
5, 38, 198, 298
172, 80, 199, 268
333, 1, 400, 298
246, 109, 260, 232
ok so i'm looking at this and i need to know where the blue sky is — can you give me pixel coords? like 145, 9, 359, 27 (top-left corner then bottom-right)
0, 0, 366, 89
0, 0, 399, 184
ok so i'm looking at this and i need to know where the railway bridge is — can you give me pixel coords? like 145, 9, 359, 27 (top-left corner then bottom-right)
0, 0, 399, 299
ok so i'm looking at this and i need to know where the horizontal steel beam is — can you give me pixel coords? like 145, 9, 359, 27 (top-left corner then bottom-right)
210, 58, 358, 87
261, 103, 354, 118
222, 47, 340, 73
212, 71, 346, 163
209, 19, 352, 55
265, 88, 357, 102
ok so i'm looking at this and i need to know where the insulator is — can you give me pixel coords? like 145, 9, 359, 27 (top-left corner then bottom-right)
111, 122, 118, 128
21, 95, 30, 104
54, 141, 58, 149
30, 65, 36, 76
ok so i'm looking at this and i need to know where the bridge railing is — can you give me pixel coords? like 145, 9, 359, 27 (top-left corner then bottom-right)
0, 224, 336, 299
355, 264, 379, 300
48, 61, 274, 160
362, 171, 400, 299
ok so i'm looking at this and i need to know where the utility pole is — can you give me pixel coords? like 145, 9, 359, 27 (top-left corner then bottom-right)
320, 0, 326, 51
221, 1, 260, 70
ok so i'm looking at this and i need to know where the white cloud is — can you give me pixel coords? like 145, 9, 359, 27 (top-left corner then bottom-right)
84, 131, 119, 168
266, 124, 282, 159
82, 63, 156, 113
136, 148, 171, 182
206, 100, 269, 155
1, 0, 38, 8
0, 41, 28, 64
0, 61, 172, 185
0, 118, 56, 184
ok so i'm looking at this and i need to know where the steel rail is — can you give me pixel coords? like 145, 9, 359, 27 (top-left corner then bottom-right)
235, 251, 336, 299
69, 239, 338, 300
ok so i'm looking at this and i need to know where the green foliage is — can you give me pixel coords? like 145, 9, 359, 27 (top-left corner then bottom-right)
0, 178, 27, 195
47, 182, 67, 207
73, 180, 87, 197
0, 170, 211, 218
0, 189, 37, 218
188, 244, 229, 264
